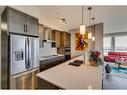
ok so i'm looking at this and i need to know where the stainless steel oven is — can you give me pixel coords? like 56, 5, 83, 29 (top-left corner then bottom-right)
64, 47, 71, 60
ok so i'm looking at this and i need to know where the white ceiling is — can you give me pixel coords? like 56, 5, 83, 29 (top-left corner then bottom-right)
1, 6, 127, 34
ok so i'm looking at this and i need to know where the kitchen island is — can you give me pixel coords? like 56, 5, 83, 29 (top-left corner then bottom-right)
36, 55, 102, 89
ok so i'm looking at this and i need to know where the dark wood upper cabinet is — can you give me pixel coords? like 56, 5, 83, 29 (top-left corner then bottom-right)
55, 30, 61, 47
52, 30, 61, 47
52, 30, 56, 41
7, 7, 39, 36
64, 32, 71, 47
60, 32, 64, 47
52, 30, 71, 48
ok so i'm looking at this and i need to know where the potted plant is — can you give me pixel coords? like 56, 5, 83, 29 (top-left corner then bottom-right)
89, 51, 104, 66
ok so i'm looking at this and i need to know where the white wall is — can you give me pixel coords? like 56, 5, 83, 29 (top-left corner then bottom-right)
69, 23, 103, 58
95, 23, 103, 58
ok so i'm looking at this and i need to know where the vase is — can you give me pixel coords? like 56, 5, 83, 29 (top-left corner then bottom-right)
89, 60, 99, 66
105, 64, 112, 73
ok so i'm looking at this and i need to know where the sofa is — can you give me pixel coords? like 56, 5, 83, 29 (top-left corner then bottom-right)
104, 52, 127, 62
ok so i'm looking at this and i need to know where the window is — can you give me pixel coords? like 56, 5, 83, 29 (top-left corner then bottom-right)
103, 37, 111, 55
115, 36, 127, 52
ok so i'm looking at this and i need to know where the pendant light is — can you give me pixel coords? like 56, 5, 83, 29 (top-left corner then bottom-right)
88, 7, 92, 39
92, 17, 95, 41
80, 5, 85, 35
92, 36, 95, 41
88, 32, 92, 39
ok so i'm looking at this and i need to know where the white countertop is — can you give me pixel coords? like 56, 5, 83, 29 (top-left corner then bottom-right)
36, 55, 102, 89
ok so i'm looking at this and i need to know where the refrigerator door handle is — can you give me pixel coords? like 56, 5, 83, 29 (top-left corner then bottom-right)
28, 38, 32, 70
25, 37, 29, 70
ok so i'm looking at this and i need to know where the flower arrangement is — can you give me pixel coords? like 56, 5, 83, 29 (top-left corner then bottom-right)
89, 51, 104, 66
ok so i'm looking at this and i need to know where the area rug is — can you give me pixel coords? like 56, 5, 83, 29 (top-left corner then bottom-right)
107, 66, 127, 79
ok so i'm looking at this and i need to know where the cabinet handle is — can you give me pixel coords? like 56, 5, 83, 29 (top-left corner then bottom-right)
24, 24, 26, 32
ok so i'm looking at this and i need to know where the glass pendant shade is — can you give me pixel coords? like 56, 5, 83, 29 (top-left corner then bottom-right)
88, 32, 92, 39
80, 24, 85, 35
92, 36, 95, 41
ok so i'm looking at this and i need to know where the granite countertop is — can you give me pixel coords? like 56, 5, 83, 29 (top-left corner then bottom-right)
40, 54, 64, 61
37, 55, 102, 89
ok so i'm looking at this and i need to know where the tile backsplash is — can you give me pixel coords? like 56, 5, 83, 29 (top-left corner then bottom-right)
39, 42, 57, 56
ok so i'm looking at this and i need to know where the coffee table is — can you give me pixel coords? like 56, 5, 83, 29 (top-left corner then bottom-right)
115, 59, 127, 70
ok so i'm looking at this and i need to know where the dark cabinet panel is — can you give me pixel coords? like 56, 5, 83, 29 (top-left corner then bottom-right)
38, 78, 61, 89
39, 56, 65, 72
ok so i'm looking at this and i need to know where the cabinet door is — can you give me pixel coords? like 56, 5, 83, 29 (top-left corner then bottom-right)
64, 32, 71, 47
44, 27, 52, 40
39, 24, 45, 40
61, 32, 64, 47
52, 30, 56, 41
55, 30, 61, 47
39, 24, 45, 47
8, 8, 26, 34
26, 16, 39, 36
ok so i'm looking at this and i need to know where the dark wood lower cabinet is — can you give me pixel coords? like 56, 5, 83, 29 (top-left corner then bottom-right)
39, 56, 65, 72
38, 56, 65, 89
37, 78, 62, 89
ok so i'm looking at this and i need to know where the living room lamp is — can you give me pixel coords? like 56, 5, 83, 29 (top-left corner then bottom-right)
80, 5, 86, 35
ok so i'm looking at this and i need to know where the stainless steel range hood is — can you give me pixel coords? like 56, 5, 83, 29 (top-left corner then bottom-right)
43, 27, 56, 43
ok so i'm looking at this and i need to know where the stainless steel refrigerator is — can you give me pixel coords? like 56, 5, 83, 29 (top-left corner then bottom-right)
1, 33, 39, 89
10, 34, 39, 75
10, 34, 39, 89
